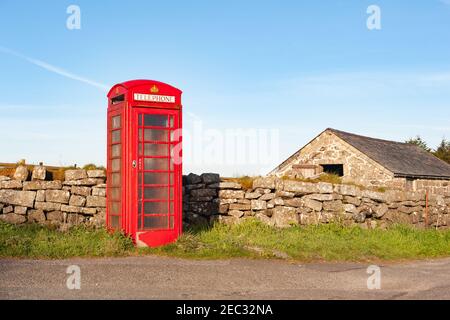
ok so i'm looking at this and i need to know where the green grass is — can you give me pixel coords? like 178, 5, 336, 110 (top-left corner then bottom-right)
0, 222, 134, 259
1, 220, 450, 261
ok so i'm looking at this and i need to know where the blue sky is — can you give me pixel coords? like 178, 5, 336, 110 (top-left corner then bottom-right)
0, 0, 449, 176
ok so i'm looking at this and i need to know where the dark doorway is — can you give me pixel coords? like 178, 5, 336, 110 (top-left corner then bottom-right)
321, 164, 344, 177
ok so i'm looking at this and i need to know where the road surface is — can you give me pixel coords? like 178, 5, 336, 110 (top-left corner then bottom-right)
1, 256, 450, 299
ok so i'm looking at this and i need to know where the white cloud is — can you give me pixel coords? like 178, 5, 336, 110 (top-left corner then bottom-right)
0, 46, 109, 91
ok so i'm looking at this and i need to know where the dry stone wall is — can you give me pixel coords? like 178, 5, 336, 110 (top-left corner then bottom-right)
0, 165, 106, 229
2, 166, 449, 230
183, 174, 450, 229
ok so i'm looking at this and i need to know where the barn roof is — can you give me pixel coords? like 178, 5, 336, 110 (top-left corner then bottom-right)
329, 128, 450, 179
271, 128, 450, 179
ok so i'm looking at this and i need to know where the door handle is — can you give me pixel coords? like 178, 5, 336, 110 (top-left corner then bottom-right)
132, 160, 137, 168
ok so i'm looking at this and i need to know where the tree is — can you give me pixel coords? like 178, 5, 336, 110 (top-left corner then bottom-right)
433, 138, 450, 164
405, 136, 432, 152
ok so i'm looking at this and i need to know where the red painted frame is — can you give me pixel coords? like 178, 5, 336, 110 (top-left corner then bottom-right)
106, 80, 182, 247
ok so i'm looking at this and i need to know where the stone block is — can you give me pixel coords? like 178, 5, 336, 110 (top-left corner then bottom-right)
45, 190, 70, 204
0, 190, 36, 207
35, 201, 61, 212
69, 195, 86, 207
71, 186, 91, 196
0, 213, 26, 224
87, 170, 106, 178
31, 165, 46, 180
251, 200, 267, 211
65, 169, 87, 181
86, 196, 106, 208
28, 209, 46, 223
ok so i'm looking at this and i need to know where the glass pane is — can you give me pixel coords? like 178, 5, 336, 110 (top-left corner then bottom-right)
144, 216, 168, 230
144, 129, 168, 142
112, 116, 121, 129
112, 130, 121, 143
138, 114, 142, 126
112, 144, 121, 157
170, 216, 174, 229
169, 187, 174, 200
144, 158, 168, 170
144, 114, 168, 127
111, 173, 121, 186
169, 116, 174, 128
144, 187, 168, 200
144, 172, 169, 185
138, 173, 142, 185
142, 143, 169, 156
144, 201, 168, 214
110, 215, 120, 228
110, 188, 121, 200
112, 159, 120, 171
138, 214, 142, 229
169, 201, 174, 213
170, 173, 174, 185
110, 202, 120, 214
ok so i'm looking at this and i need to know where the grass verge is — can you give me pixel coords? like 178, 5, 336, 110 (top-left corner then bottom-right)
1, 220, 450, 261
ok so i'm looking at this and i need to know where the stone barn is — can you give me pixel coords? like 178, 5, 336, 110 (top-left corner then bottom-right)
269, 128, 450, 194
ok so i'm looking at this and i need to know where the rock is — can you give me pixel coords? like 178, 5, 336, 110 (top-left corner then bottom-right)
317, 182, 333, 194
229, 203, 251, 211
353, 211, 366, 223
253, 177, 276, 189
0, 175, 11, 181
384, 210, 410, 224
373, 203, 389, 218
0, 180, 22, 189
272, 206, 299, 228
86, 196, 106, 208
245, 192, 261, 199
0, 213, 26, 224
189, 202, 218, 215
80, 207, 96, 215
228, 210, 244, 218
283, 180, 319, 194
61, 205, 82, 213
14, 206, 27, 215
283, 198, 303, 208
87, 170, 106, 178
255, 213, 275, 227
274, 191, 295, 198
362, 190, 386, 202
251, 200, 267, 211
31, 165, 46, 180
344, 196, 361, 206
35, 202, 62, 211
219, 198, 237, 205
303, 198, 323, 211
323, 200, 343, 212
186, 173, 202, 185
47, 211, 64, 222
28, 209, 46, 223
71, 186, 91, 196
201, 173, 220, 184
67, 214, 85, 226
45, 190, 70, 204
343, 204, 358, 214
219, 204, 229, 214
191, 189, 217, 198
216, 182, 242, 189
23, 180, 62, 190
69, 195, 86, 207
13, 165, 29, 182
92, 187, 106, 197
36, 190, 45, 202
218, 190, 245, 199
0, 190, 36, 207
334, 184, 361, 197
64, 169, 87, 181
3, 206, 13, 214
259, 193, 275, 201
63, 178, 104, 186
304, 193, 334, 201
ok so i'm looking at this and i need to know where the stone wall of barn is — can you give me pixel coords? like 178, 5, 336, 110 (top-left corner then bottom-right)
270, 130, 395, 188
270, 130, 450, 195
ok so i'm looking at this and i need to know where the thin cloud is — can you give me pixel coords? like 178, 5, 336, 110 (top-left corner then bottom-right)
440, 0, 450, 5
0, 46, 109, 91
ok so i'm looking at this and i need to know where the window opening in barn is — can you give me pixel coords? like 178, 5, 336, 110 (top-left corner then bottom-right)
321, 164, 344, 177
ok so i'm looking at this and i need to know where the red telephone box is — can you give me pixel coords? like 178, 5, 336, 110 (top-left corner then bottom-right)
106, 80, 182, 247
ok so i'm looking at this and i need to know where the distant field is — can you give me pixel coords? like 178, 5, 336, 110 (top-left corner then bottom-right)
1, 220, 450, 261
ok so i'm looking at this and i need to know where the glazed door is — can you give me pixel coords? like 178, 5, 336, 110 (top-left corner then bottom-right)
132, 108, 181, 247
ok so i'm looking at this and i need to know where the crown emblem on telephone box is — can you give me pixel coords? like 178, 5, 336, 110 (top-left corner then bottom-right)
150, 85, 159, 93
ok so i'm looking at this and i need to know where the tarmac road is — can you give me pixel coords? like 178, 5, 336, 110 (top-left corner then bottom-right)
1, 256, 450, 300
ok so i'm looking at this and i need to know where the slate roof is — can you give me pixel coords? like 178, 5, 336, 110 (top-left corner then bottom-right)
273, 128, 450, 179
